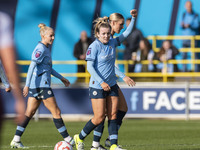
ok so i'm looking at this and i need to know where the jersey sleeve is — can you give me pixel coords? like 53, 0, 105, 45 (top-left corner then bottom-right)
87, 60, 104, 84
118, 16, 135, 44
51, 68, 63, 80
115, 66, 126, 79
25, 61, 37, 87
32, 49, 45, 64
85, 42, 98, 61
111, 38, 121, 47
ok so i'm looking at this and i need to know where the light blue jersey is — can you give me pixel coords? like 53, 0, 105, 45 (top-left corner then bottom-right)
25, 42, 63, 88
86, 38, 120, 89
86, 17, 135, 89
110, 35, 126, 80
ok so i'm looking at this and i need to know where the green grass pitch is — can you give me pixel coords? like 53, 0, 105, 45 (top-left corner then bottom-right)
1, 119, 200, 150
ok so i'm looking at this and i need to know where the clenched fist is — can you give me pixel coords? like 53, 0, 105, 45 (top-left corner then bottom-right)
130, 9, 137, 17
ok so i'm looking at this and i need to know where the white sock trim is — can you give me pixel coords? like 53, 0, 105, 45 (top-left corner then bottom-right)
13, 135, 21, 142
92, 141, 100, 147
64, 136, 72, 143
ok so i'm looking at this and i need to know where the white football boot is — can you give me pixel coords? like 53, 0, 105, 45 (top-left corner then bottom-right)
10, 140, 28, 149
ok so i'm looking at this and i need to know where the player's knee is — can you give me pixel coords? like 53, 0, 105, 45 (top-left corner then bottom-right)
107, 112, 117, 120
54, 108, 61, 117
25, 110, 36, 118
93, 115, 105, 125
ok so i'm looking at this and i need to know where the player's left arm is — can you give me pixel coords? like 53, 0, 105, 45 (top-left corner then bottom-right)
51, 68, 70, 87
117, 10, 137, 44
115, 66, 136, 86
115, 66, 126, 79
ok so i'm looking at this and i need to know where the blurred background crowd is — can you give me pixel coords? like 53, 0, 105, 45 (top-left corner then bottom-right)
0, 0, 200, 85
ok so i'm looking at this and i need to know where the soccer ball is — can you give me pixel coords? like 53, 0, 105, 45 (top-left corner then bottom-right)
54, 141, 73, 150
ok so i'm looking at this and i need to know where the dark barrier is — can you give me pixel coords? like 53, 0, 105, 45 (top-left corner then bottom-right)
1, 84, 200, 118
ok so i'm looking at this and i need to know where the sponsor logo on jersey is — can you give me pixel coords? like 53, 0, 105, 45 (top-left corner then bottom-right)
101, 51, 114, 59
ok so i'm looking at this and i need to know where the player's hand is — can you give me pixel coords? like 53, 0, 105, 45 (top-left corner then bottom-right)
61, 78, 70, 87
101, 82, 111, 91
123, 76, 136, 87
130, 9, 137, 17
5, 87, 11, 92
23, 86, 29, 97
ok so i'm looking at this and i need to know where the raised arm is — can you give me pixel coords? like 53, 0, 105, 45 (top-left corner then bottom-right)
118, 10, 137, 43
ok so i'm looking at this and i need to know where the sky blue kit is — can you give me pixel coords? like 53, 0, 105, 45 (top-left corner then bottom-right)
86, 17, 135, 89
25, 42, 63, 89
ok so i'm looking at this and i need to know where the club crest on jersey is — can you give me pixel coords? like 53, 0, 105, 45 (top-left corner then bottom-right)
109, 46, 112, 49
35, 51, 42, 58
87, 48, 91, 55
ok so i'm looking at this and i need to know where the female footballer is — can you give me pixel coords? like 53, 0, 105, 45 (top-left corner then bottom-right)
10, 23, 74, 148
74, 10, 137, 150
92, 12, 136, 149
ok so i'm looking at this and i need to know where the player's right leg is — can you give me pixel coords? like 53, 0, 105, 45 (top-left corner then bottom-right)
10, 97, 41, 148
74, 96, 106, 150
43, 96, 74, 146
106, 84, 126, 150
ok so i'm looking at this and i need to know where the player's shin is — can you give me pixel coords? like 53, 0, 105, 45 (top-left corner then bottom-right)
116, 110, 126, 130
108, 119, 118, 146
53, 118, 73, 145
92, 119, 105, 147
13, 116, 31, 142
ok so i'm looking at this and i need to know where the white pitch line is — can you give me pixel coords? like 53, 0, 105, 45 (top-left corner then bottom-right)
1, 145, 54, 149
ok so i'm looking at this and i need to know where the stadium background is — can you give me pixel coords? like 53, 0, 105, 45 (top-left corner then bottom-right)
1, 0, 200, 119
